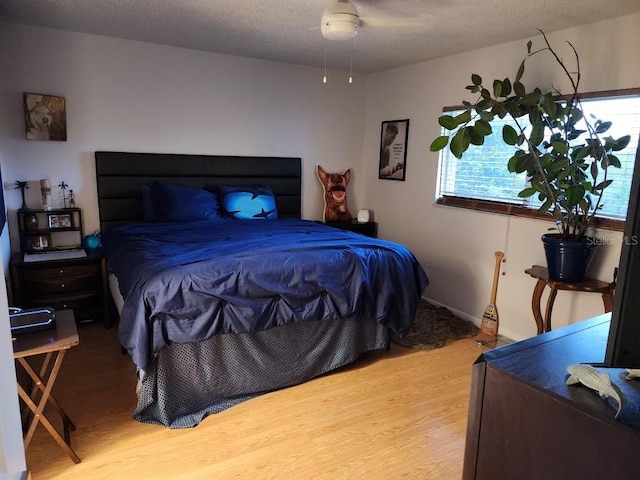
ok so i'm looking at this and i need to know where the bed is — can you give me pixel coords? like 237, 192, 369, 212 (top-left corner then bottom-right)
96, 151, 429, 428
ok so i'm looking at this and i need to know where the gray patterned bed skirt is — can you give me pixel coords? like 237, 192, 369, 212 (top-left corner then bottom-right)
134, 317, 389, 428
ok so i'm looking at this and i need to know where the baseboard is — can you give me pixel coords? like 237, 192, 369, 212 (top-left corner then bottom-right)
422, 296, 479, 325
422, 296, 516, 345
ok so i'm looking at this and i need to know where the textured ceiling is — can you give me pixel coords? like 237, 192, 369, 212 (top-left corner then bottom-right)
1, 0, 640, 73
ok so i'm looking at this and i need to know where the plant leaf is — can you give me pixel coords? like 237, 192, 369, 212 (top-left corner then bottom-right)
595, 120, 612, 134
612, 135, 631, 151
438, 115, 458, 130
530, 120, 545, 146
595, 179, 613, 191
471, 74, 482, 86
572, 146, 590, 162
474, 119, 492, 136
542, 94, 557, 117
454, 110, 472, 124
493, 79, 503, 98
429, 136, 449, 152
450, 128, 470, 159
549, 158, 569, 172
514, 81, 526, 97
603, 136, 618, 152
531, 179, 547, 193
478, 111, 495, 122
538, 199, 553, 215
502, 124, 519, 145
569, 107, 583, 125
502, 78, 512, 96
607, 155, 621, 168
520, 91, 542, 106
516, 60, 525, 83
515, 153, 535, 173
476, 98, 492, 111
467, 126, 485, 146
551, 141, 568, 155
565, 185, 586, 208
518, 187, 537, 198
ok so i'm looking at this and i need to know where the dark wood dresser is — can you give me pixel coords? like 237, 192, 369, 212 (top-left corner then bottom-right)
464, 313, 640, 480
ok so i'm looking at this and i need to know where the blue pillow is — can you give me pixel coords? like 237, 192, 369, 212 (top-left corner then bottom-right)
218, 185, 278, 220
149, 181, 221, 222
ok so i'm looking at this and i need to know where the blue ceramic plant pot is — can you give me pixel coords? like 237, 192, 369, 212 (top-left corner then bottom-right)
542, 234, 598, 283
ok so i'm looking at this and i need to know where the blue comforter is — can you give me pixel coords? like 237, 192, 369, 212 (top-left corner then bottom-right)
102, 219, 429, 372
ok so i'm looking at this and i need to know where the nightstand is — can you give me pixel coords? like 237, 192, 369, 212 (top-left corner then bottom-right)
319, 219, 378, 238
9, 248, 111, 327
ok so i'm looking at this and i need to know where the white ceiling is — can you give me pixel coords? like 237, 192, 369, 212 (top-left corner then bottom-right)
1, 0, 640, 74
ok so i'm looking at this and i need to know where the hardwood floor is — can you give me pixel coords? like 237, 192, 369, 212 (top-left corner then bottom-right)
23, 321, 494, 479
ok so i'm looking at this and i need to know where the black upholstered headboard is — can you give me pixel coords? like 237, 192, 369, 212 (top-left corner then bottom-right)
95, 151, 302, 232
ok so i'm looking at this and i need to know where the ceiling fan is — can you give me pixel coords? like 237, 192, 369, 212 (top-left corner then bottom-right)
318, 0, 426, 83
320, 0, 360, 41
320, 0, 426, 41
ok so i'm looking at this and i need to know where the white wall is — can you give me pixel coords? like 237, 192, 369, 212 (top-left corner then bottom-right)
364, 14, 640, 341
0, 145, 26, 474
0, 22, 367, 250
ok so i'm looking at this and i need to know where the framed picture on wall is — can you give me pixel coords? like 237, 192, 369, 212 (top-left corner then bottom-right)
23, 92, 67, 141
379, 119, 409, 181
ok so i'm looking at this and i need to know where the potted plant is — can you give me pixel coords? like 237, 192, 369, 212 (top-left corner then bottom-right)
430, 31, 631, 282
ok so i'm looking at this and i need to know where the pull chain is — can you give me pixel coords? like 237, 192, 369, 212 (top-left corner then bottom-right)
323, 40, 328, 84
348, 37, 354, 84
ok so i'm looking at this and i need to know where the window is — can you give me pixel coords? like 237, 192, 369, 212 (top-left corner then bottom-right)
436, 89, 640, 228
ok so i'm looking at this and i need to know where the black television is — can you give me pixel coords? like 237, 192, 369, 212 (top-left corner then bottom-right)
605, 142, 640, 368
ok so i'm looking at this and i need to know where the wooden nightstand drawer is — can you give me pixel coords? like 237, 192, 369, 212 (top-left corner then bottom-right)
24, 272, 100, 296
22, 262, 99, 280
31, 291, 103, 320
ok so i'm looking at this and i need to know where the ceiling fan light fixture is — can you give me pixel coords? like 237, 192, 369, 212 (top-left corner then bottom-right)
321, 0, 360, 41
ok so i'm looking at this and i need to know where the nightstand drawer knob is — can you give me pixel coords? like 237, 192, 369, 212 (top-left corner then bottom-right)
61, 283, 65, 288
59, 269, 64, 274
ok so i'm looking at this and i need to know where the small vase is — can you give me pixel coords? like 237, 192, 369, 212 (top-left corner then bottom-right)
23, 213, 38, 231
40, 179, 52, 210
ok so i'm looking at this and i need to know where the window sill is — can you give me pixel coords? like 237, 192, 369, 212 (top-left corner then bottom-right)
436, 196, 624, 232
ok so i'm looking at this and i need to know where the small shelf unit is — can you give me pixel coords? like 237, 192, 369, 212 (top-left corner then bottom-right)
17, 208, 83, 253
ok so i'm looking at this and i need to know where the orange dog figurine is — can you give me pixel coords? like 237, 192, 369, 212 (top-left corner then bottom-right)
317, 165, 352, 222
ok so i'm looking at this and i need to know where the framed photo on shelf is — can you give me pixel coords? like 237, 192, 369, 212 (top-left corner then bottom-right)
26, 235, 48, 251
48, 213, 72, 229
379, 119, 409, 181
